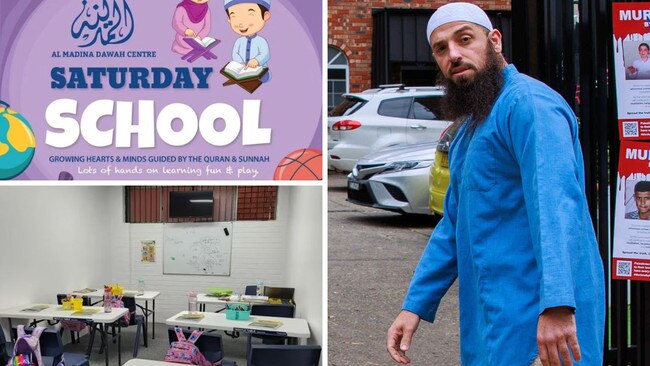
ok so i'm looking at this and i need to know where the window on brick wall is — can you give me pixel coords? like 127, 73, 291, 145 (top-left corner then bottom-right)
328, 46, 349, 111
125, 186, 277, 223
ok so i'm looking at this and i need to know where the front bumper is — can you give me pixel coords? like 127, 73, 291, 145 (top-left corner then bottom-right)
347, 168, 431, 215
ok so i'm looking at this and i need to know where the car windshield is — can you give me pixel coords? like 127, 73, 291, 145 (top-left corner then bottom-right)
329, 96, 366, 117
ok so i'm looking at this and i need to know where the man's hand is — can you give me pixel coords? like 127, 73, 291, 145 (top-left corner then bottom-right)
245, 58, 260, 69
537, 306, 581, 366
387, 310, 420, 364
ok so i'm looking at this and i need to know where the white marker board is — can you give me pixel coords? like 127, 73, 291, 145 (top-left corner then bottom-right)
163, 222, 233, 276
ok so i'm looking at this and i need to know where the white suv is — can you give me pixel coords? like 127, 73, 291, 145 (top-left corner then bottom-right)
328, 84, 450, 172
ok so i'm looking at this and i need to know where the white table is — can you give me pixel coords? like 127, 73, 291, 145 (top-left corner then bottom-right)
0, 304, 128, 366
72, 288, 160, 340
167, 311, 310, 364
166, 311, 310, 339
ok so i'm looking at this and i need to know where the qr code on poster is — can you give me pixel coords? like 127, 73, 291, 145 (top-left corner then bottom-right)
616, 260, 632, 277
622, 121, 639, 138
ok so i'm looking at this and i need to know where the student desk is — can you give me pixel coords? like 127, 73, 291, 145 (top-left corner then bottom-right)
0, 304, 128, 366
196, 293, 270, 312
166, 311, 311, 348
72, 289, 160, 340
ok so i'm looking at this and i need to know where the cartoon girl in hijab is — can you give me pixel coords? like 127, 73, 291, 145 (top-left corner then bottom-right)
171, 0, 211, 55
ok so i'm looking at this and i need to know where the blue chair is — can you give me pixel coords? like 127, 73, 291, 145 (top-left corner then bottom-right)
121, 296, 147, 357
245, 285, 258, 295
250, 304, 295, 345
87, 296, 146, 357
263, 287, 295, 301
167, 327, 237, 366
0, 324, 13, 364
23, 326, 89, 366
248, 345, 321, 366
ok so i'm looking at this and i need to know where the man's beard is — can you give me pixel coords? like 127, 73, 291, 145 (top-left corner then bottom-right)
437, 43, 504, 130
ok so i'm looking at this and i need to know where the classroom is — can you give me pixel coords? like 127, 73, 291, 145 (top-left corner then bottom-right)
0, 185, 323, 366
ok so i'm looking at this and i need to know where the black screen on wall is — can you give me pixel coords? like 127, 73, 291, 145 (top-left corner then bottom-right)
169, 191, 214, 218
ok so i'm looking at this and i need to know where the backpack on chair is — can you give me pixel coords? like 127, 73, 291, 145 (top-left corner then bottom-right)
7, 326, 45, 366
164, 327, 218, 366
106, 295, 131, 325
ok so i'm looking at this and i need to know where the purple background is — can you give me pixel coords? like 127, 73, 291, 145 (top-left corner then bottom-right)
0, 0, 322, 180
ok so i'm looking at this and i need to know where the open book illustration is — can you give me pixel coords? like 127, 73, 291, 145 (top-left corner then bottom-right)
193, 36, 218, 47
21, 304, 49, 312
222, 61, 267, 81
249, 319, 283, 329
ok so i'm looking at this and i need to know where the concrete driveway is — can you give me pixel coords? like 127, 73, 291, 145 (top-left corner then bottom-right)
328, 171, 460, 365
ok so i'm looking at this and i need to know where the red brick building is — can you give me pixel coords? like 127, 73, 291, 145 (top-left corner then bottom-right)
327, 0, 511, 109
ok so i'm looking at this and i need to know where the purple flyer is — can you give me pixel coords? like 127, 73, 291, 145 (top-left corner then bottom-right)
0, 0, 322, 181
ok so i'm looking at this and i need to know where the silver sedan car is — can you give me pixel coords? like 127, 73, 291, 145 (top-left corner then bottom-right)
346, 141, 436, 215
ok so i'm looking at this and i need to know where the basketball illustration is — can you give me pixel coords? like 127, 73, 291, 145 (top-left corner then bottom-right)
0, 100, 36, 180
274, 148, 322, 180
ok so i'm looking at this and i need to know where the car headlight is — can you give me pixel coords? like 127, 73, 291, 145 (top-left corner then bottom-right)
384, 160, 433, 172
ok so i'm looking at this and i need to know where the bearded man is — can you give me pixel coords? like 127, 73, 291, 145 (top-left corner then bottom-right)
386, 3, 605, 366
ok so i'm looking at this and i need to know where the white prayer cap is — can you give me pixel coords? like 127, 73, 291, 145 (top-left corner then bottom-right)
426, 2, 493, 44
224, 0, 271, 10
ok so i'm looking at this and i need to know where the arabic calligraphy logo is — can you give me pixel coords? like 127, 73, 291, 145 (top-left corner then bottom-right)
71, 0, 134, 47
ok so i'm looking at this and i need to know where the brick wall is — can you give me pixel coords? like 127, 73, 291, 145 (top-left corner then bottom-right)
125, 186, 277, 223
328, 0, 511, 92
237, 186, 278, 220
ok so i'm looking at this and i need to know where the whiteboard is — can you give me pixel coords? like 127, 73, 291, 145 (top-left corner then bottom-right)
163, 222, 233, 276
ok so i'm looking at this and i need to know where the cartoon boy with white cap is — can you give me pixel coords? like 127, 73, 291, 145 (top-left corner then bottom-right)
224, 0, 271, 83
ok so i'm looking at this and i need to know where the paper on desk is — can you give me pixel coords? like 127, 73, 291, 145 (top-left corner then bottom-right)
240, 295, 268, 302
21, 305, 49, 312
72, 308, 101, 315
73, 288, 96, 294
249, 319, 283, 329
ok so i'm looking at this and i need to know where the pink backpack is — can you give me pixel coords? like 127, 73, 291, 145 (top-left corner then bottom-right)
106, 295, 131, 325
60, 319, 87, 333
164, 327, 215, 366
7, 326, 45, 366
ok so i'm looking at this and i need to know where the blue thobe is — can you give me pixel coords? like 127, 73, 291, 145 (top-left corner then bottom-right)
232, 35, 271, 82
402, 64, 605, 365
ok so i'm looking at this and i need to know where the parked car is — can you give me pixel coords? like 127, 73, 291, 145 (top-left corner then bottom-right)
347, 141, 437, 215
429, 123, 460, 216
328, 84, 451, 172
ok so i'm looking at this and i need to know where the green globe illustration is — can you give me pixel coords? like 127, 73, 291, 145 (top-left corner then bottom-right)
0, 102, 36, 180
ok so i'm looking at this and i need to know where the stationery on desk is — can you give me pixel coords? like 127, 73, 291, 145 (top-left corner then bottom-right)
206, 288, 233, 297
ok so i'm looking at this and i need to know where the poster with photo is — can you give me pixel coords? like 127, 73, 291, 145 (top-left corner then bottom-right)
0, 0, 322, 181
613, 141, 650, 280
612, 3, 650, 140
